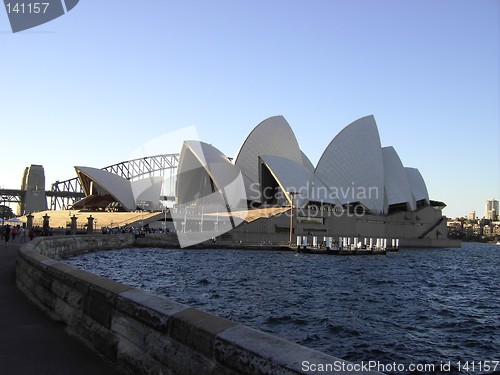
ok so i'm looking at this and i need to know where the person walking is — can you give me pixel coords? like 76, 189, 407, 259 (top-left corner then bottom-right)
11, 226, 17, 243
28, 228, 36, 241
18, 227, 26, 243
4, 225, 11, 246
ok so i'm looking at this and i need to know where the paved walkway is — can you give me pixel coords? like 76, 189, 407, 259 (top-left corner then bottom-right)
0, 242, 122, 375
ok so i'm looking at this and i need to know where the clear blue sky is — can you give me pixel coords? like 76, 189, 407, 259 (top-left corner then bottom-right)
1, 0, 499, 218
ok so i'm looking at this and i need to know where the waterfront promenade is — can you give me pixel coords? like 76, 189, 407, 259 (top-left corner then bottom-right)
0, 243, 121, 375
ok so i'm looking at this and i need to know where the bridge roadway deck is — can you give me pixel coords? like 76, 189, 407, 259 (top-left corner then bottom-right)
0, 242, 121, 375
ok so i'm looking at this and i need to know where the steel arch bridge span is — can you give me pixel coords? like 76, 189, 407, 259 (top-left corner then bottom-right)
103, 153, 179, 181
50, 153, 180, 210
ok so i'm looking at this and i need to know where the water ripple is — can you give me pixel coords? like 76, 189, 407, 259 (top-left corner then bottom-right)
65, 242, 499, 374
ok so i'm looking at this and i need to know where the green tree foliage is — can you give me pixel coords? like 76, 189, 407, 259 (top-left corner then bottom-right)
0, 205, 15, 220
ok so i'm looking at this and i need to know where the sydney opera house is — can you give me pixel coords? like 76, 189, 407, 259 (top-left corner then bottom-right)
72, 115, 448, 247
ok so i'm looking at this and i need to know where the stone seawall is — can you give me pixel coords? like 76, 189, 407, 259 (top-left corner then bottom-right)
16, 235, 382, 375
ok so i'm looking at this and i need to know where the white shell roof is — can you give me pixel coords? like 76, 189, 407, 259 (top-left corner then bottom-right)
315, 115, 385, 213
131, 176, 164, 208
177, 141, 247, 208
75, 166, 136, 211
174, 141, 248, 246
259, 155, 341, 207
311, 175, 341, 205
173, 115, 431, 215
181, 141, 242, 190
259, 155, 314, 207
301, 150, 315, 172
405, 167, 429, 203
234, 116, 304, 186
382, 146, 416, 211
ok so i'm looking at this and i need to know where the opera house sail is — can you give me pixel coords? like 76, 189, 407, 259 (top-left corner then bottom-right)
171, 114, 446, 247
71, 114, 448, 247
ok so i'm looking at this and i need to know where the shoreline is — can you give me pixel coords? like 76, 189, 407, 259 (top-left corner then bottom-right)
131, 235, 461, 252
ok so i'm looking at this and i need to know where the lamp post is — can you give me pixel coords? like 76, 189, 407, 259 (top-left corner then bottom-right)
163, 206, 167, 234
288, 192, 300, 244
183, 208, 187, 233
200, 204, 203, 232
215, 207, 219, 232
1, 196, 5, 227
139, 201, 146, 229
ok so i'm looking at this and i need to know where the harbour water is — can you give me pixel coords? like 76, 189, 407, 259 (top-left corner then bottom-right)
66, 243, 499, 374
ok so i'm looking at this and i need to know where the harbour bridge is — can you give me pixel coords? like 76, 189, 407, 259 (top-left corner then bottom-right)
0, 154, 179, 215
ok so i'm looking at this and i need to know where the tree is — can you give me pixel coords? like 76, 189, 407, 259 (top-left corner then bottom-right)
0, 205, 15, 220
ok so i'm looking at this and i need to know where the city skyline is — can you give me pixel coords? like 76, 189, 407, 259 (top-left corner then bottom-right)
1, 0, 499, 219
456, 197, 498, 220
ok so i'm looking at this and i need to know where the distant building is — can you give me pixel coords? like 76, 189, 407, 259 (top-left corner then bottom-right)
462, 223, 473, 237
482, 224, 500, 238
473, 224, 482, 236
467, 211, 476, 221
447, 219, 462, 229
485, 198, 499, 220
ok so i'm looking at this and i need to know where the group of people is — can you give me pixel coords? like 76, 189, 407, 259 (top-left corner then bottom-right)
1, 224, 36, 245
101, 225, 147, 239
